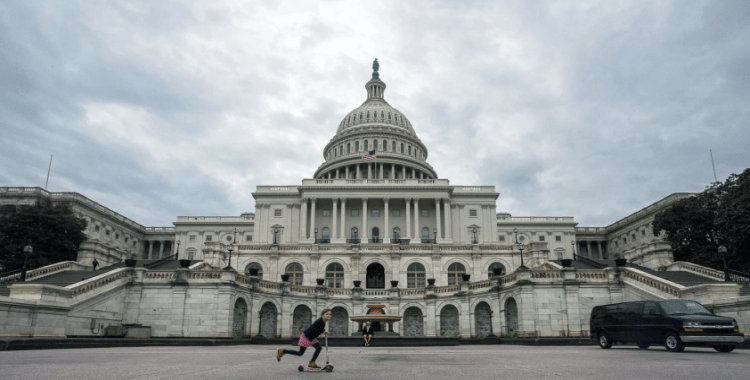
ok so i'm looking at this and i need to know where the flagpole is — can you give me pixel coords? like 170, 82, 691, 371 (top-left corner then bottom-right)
45, 155, 53, 190
710, 149, 717, 183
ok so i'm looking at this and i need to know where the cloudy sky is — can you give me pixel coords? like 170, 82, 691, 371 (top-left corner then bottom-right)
2, 1, 749, 228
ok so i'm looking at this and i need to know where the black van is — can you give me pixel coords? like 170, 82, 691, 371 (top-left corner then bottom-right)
590, 300, 744, 352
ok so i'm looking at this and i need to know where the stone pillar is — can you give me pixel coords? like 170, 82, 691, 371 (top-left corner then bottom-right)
379, 163, 383, 179
402, 165, 405, 179
310, 199, 317, 241
444, 199, 452, 241
280, 294, 292, 338
425, 299, 437, 337
458, 205, 465, 243
383, 198, 390, 243
332, 198, 338, 240
368, 164, 371, 179
586, 241, 592, 258
597, 241, 603, 259
482, 204, 490, 243
362, 198, 369, 241
460, 297, 471, 338
413, 198, 420, 240
148, 241, 153, 260
356, 165, 360, 179
345, 166, 349, 179
300, 198, 308, 240
167, 286, 188, 337
405, 198, 411, 239
159, 240, 164, 258
435, 198, 442, 241
391, 164, 395, 179
340, 198, 347, 240
335, 168, 339, 179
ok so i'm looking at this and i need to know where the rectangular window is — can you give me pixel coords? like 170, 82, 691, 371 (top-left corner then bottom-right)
632, 234, 636, 241
322, 210, 330, 216
351, 209, 359, 216
498, 235, 505, 242
641, 230, 646, 236
421, 210, 429, 217
125, 237, 129, 243
469, 209, 477, 217
133, 241, 136, 247
246, 235, 253, 241
274, 209, 282, 217
115, 233, 120, 240
190, 235, 196, 242
555, 235, 562, 242
372, 209, 379, 216
539, 235, 545, 242
206, 235, 212, 241
393, 209, 400, 216
105, 230, 110, 236
94, 225, 100, 232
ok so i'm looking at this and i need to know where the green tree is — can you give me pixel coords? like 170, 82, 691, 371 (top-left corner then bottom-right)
653, 168, 750, 273
0, 199, 87, 273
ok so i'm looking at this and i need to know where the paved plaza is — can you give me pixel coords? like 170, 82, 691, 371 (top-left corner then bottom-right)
1, 344, 748, 380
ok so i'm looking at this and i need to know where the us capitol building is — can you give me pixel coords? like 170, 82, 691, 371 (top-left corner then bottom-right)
1, 61, 748, 340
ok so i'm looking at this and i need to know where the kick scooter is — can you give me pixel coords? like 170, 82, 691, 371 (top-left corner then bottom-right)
298, 333, 333, 372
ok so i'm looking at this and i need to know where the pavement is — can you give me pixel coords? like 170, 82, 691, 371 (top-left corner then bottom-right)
0, 344, 748, 380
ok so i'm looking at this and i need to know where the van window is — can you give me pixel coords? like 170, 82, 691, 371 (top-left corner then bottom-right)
659, 300, 711, 315
625, 303, 641, 317
643, 302, 658, 315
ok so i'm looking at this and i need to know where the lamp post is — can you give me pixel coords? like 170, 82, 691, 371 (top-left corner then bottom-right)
719, 245, 729, 282
21, 245, 32, 281
224, 242, 235, 272
433, 228, 437, 243
518, 242, 527, 270
571, 240, 576, 260
314, 228, 318, 244
472, 228, 478, 244
272, 227, 279, 246
175, 239, 180, 259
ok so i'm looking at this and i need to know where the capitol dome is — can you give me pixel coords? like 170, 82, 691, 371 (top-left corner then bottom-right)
313, 60, 437, 180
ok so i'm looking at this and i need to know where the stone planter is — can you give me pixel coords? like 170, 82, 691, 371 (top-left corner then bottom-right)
461, 274, 471, 282
427, 278, 436, 286
281, 274, 290, 282
124, 259, 137, 268
561, 259, 572, 268
390, 280, 399, 288
179, 259, 192, 268
615, 258, 627, 267
249, 268, 259, 276
316, 278, 325, 286
353, 280, 362, 287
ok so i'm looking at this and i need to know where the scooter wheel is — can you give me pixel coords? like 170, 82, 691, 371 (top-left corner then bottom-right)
326, 365, 334, 372
298, 365, 304, 372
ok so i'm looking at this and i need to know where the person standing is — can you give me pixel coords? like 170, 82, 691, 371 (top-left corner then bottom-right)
277, 308, 332, 369
362, 321, 374, 346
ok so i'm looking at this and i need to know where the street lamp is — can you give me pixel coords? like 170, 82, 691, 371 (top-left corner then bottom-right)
472, 228, 478, 244
518, 242, 528, 270
719, 245, 729, 281
272, 227, 279, 246
433, 228, 437, 243
224, 242, 235, 272
314, 228, 318, 244
175, 240, 180, 259
21, 245, 32, 281
571, 240, 576, 260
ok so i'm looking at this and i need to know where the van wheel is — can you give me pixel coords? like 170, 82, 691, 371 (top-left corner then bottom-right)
713, 346, 735, 353
636, 342, 650, 349
663, 333, 685, 352
598, 332, 613, 349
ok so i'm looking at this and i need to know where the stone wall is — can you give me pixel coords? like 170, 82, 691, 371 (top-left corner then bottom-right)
292, 305, 312, 337
440, 305, 459, 337
403, 306, 423, 336
329, 307, 349, 336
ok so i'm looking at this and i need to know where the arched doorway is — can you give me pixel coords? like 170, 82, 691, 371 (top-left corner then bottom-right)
403, 307, 424, 336
232, 298, 247, 338
292, 305, 313, 337
474, 302, 492, 338
258, 302, 278, 338
366, 263, 385, 289
440, 304, 459, 337
505, 298, 518, 337
329, 307, 349, 336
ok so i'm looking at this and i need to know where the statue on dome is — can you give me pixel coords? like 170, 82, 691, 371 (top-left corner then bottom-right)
371, 58, 380, 80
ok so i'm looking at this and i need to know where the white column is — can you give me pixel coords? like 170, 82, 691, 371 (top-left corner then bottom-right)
310, 199, 317, 241
402, 166, 405, 179
345, 166, 349, 179
356, 165, 360, 179
332, 198, 338, 239
335, 168, 339, 179
362, 198, 369, 241
435, 198, 442, 241
391, 164, 395, 179
444, 199, 452, 240
384, 198, 390, 243
300, 199, 308, 240
368, 164, 371, 179
148, 241, 153, 260
379, 164, 383, 179
405, 198, 411, 239
340, 198, 347, 239
159, 240, 165, 258
413, 198, 420, 240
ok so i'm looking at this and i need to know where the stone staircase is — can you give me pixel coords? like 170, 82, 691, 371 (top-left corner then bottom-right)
552, 259, 723, 287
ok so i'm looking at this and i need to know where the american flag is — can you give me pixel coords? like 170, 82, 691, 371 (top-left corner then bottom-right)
362, 150, 376, 161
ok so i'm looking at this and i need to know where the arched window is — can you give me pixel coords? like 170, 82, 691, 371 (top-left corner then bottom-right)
246, 262, 263, 278
366, 111, 370, 120
400, 143, 404, 153
388, 112, 391, 120
374, 139, 378, 151
392, 141, 395, 151
355, 141, 359, 151
347, 143, 351, 153
364, 140, 368, 151
408, 146, 411, 155
447, 263, 466, 285
326, 263, 344, 288
393, 227, 400, 240
339, 146, 343, 155
383, 140, 387, 151
286, 263, 304, 285
359, 112, 363, 120
351, 227, 359, 239
422, 227, 430, 243
488, 263, 506, 278
407, 263, 425, 288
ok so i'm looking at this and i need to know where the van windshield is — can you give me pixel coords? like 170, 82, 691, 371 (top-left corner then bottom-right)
658, 301, 711, 315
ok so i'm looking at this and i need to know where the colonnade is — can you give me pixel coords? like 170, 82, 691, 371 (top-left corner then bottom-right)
318, 162, 433, 181
300, 197, 452, 242
576, 240, 608, 260
143, 240, 173, 260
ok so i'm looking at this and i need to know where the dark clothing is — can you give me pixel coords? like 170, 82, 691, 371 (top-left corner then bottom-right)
362, 325, 374, 336
303, 318, 327, 341
283, 343, 321, 362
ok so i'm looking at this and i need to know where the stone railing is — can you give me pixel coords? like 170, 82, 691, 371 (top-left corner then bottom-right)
667, 261, 725, 281
290, 285, 316, 294
259, 280, 281, 291
400, 288, 426, 297
0, 270, 23, 285
499, 273, 519, 286
363, 289, 389, 297
144, 271, 177, 282
328, 288, 352, 297
435, 285, 460, 294
575, 270, 609, 282
188, 271, 221, 281
25, 261, 84, 281
621, 268, 682, 298
469, 278, 495, 290
69, 268, 131, 300
530, 271, 564, 281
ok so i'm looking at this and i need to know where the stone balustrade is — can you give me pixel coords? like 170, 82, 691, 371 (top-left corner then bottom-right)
667, 261, 726, 281
468, 278, 495, 290
621, 267, 682, 298
26, 261, 86, 281
574, 270, 610, 282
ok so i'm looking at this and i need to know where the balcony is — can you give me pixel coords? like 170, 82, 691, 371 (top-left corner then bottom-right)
314, 238, 330, 244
